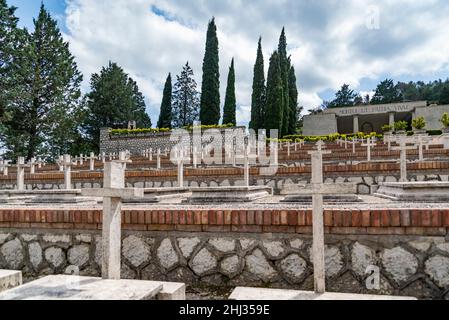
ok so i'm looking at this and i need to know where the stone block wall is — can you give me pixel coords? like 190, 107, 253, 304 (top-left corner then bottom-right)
1, 208, 449, 299
99, 126, 246, 155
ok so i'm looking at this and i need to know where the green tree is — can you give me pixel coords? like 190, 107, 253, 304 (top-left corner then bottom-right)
172, 62, 200, 128
371, 79, 403, 104
157, 73, 172, 129
264, 51, 283, 135
200, 18, 220, 125
278, 28, 289, 136
83, 62, 151, 151
327, 84, 358, 108
222, 58, 236, 125
439, 84, 449, 105
288, 65, 300, 134
3, 4, 83, 159
0, 0, 19, 121
249, 37, 265, 132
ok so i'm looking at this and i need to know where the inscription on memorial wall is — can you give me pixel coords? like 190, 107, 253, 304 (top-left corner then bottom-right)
323, 101, 426, 116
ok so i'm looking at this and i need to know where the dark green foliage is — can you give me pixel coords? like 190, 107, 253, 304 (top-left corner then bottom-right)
439, 84, 449, 105
288, 65, 300, 134
249, 37, 265, 132
326, 84, 358, 108
371, 79, 403, 104
2, 4, 83, 159
200, 18, 220, 125
157, 73, 172, 129
222, 58, 236, 125
0, 0, 19, 121
264, 51, 283, 135
278, 28, 289, 136
172, 62, 200, 128
83, 62, 151, 151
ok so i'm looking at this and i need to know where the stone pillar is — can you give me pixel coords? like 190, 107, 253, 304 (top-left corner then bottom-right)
244, 146, 249, 187
310, 151, 325, 294
102, 162, 123, 280
16, 157, 25, 191
63, 154, 72, 190
353, 115, 359, 134
389, 112, 395, 128
89, 152, 95, 171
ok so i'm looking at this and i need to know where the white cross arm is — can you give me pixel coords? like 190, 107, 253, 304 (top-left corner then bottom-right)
81, 188, 144, 198
283, 183, 356, 195
307, 150, 332, 156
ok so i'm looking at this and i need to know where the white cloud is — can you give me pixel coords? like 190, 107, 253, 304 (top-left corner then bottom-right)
63, 0, 449, 126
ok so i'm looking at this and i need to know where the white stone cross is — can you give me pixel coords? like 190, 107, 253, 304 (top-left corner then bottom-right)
412, 135, 431, 162
78, 154, 84, 166
361, 137, 376, 162
101, 152, 106, 164
115, 151, 131, 170
192, 146, 199, 168
56, 155, 64, 172
85, 152, 96, 171
305, 141, 356, 293
0, 160, 11, 176
60, 154, 73, 190
29, 157, 36, 174
287, 141, 291, 158
81, 161, 144, 279
174, 148, 188, 187
37, 157, 44, 169
391, 137, 417, 182
16, 157, 30, 191
156, 148, 161, 170
270, 141, 278, 166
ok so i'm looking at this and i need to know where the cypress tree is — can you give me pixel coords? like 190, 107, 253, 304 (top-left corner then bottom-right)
200, 18, 220, 125
278, 27, 289, 136
288, 65, 299, 134
222, 58, 236, 125
250, 37, 265, 132
157, 73, 172, 129
264, 52, 283, 135
3, 4, 83, 159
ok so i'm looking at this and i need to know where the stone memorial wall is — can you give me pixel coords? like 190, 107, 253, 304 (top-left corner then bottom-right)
99, 126, 247, 155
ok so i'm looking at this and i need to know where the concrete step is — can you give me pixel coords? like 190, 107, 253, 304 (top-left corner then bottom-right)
0, 270, 22, 293
229, 287, 416, 300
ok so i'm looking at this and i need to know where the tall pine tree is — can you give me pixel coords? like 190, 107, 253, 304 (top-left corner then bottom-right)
288, 65, 299, 134
157, 73, 172, 129
371, 79, 403, 104
3, 4, 83, 159
200, 18, 220, 125
172, 62, 200, 128
222, 58, 236, 125
250, 37, 265, 133
264, 51, 283, 136
0, 0, 19, 121
278, 28, 289, 136
83, 62, 151, 151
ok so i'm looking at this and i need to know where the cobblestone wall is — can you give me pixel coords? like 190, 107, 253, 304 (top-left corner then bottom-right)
1, 230, 448, 299
99, 126, 246, 155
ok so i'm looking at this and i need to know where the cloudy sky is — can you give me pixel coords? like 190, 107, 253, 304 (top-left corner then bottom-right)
9, 0, 449, 126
